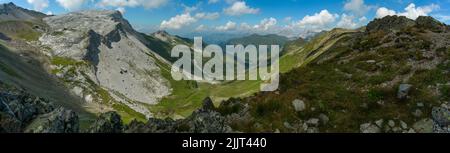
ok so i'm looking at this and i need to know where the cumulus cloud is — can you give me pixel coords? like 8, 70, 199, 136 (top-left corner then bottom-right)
216, 21, 237, 31
224, 1, 259, 16
97, 0, 169, 9
56, 0, 87, 11
296, 10, 339, 29
160, 13, 197, 29
253, 17, 277, 31
344, 0, 370, 16
337, 14, 362, 29
398, 3, 439, 19
376, 7, 396, 18
195, 12, 220, 20
376, 3, 439, 20
27, 0, 49, 11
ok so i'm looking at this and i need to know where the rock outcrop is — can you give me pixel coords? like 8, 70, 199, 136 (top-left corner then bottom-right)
1, 82, 79, 133
367, 15, 416, 32
366, 15, 449, 33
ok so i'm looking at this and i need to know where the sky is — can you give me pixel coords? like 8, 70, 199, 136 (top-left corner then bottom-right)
3, 0, 450, 38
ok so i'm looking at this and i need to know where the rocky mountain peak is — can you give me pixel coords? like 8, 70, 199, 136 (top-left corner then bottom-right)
0, 2, 47, 22
366, 15, 416, 32
415, 16, 448, 32
44, 10, 133, 36
366, 15, 448, 33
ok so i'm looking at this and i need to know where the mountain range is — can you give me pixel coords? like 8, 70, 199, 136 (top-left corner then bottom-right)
0, 2, 449, 133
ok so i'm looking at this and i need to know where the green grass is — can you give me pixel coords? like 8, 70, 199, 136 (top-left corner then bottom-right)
0, 20, 42, 41
0, 61, 21, 78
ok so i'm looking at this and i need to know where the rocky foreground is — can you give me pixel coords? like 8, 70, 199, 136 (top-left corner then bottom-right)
1, 80, 449, 133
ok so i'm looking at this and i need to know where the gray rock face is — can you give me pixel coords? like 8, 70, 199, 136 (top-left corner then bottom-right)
39, 10, 172, 116
397, 84, 413, 100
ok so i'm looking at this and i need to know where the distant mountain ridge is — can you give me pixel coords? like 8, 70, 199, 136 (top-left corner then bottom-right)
0, 2, 48, 22
224, 34, 291, 47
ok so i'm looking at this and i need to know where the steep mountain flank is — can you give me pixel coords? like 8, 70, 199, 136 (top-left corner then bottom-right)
0, 2, 48, 22
39, 10, 171, 120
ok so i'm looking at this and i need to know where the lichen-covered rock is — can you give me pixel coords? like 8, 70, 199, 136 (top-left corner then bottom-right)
413, 119, 433, 133
432, 107, 450, 127
360, 123, 381, 133
366, 15, 416, 32
415, 16, 447, 32
25, 107, 79, 133
87, 111, 123, 133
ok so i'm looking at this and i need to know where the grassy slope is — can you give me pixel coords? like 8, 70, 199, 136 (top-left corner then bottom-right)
0, 20, 43, 41
220, 27, 450, 132
147, 29, 358, 119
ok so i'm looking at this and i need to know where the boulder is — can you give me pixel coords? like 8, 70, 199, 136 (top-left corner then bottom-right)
360, 123, 381, 133
413, 119, 433, 133
202, 97, 215, 111
397, 84, 413, 100
292, 99, 306, 112
432, 107, 450, 127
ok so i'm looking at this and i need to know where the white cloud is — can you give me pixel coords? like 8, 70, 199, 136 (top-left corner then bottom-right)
344, 0, 370, 16
216, 21, 237, 31
376, 3, 439, 20
239, 22, 251, 30
116, 7, 126, 14
398, 3, 439, 20
97, 0, 169, 9
27, 0, 49, 11
195, 24, 207, 31
46, 11, 53, 15
56, 0, 87, 11
337, 14, 358, 29
195, 12, 220, 20
253, 17, 277, 31
296, 10, 339, 28
224, 1, 259, 16
160, 13, 197, 29
376, 7, 396, 18
208, 0, 220, 4
182, 4, 198, 13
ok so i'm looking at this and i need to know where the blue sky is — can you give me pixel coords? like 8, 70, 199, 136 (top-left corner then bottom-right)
3, 0, 450, 37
